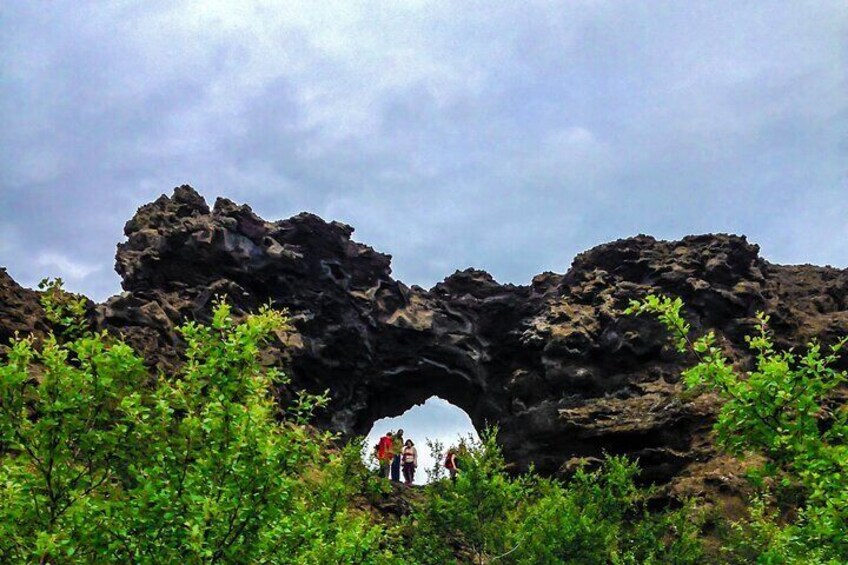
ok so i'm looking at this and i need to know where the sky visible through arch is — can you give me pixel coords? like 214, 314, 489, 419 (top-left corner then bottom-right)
364, 397, 479, 485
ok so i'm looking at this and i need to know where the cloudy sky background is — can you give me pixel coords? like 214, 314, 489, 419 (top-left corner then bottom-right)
2, 2, 847, 463
2, 1, 846, 302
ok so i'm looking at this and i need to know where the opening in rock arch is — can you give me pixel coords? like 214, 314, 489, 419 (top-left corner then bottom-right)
363, 396, 480, 484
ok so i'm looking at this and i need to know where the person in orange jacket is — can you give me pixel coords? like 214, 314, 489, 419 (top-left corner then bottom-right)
376, 431, 394, 479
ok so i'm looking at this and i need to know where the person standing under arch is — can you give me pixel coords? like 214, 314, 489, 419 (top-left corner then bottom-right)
444, 447, 458, 482
401, 439, 418, 485
390, 429, 404, 482
376, 431, 394, 479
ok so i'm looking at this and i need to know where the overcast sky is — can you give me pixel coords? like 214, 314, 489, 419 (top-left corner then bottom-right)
365, 396, 479, 484
2, 0, 846, 305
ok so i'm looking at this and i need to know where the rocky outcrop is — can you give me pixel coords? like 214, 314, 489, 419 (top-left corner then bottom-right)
2, 186, 846, 496
0, 268, 48, 346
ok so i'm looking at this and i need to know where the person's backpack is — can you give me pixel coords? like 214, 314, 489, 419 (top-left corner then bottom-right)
377, 436, 393, 460
444, 453, 455, 469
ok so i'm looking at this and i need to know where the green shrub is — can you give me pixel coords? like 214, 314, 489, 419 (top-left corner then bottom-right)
0, 280, 393, 564
13, 281, 839, 563
627, 295, 848, 563
406, 430, 702, 564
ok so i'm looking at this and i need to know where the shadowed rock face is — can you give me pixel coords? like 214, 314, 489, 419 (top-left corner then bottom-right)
2, 186, 846, 491
0, 268, 48, 345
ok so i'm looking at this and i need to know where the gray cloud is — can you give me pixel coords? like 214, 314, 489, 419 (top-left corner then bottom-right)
1, 0, 846, 301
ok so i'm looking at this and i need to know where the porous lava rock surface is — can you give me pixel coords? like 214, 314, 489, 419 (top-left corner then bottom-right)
0, 268, 48, 345
2, 186, 846, 495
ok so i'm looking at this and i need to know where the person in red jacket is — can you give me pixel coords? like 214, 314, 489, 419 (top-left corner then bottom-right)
376, 432, 394, 479
444, 447, 458, 482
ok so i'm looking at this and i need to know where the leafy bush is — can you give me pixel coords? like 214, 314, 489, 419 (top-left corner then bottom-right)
0, 281, 393, 564
626, 295, 848, 564
11, 281, 840, 563
406, 430, 703, 564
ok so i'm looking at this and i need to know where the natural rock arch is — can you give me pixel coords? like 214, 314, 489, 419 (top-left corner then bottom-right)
349, 362, 488, 439
3, 186, 845, 497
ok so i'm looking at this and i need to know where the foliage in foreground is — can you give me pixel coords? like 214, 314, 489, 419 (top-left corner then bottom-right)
0, 281, 704, 564
6, 281, 841, 563
405, 430, 703, 565
0, 280, 393, 564
627, 295, 848, 564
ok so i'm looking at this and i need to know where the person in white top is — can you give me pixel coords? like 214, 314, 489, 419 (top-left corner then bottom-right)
401, 439, 418, 485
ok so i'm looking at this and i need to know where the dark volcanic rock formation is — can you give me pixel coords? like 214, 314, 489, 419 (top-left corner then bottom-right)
0, 268, 48, 345
2, 186, 846, 494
